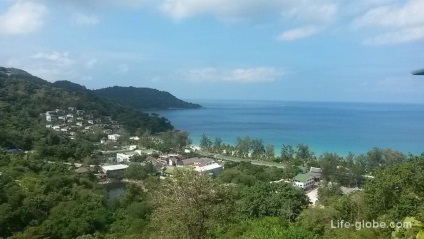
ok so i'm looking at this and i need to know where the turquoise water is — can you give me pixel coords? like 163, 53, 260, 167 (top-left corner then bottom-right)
148, 100, 424, 156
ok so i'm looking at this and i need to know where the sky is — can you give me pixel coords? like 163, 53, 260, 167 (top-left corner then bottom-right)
1, 0, 424, 103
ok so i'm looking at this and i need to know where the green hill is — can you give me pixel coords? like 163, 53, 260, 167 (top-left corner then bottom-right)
94, 86, 202, 109
0, 67, 173, 153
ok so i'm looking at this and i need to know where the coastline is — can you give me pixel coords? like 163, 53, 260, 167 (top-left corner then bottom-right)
149, 100, 424, 157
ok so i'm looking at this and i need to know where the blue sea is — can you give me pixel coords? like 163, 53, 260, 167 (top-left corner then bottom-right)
148, 100, 424, 156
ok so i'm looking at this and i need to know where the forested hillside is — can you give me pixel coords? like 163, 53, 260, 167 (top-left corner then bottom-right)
0, 67, 173, 152
94, 86, 201, 109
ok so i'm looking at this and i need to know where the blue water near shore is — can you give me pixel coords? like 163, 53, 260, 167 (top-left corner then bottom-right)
149, 100, 424, 156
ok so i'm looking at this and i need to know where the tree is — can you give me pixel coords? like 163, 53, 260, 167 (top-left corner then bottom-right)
297, 206, 341, 236
220, 217, 319, 239
296, 144, 314, 161
235, 136, 251, 158
250, 139, 265, 159
265, 144, 275, 160
364, 160, 424, 221
238, 182, 309, 221
212, 137, 222, 152
150, 170, 239, 239
199, 133, 212, 150
280, 144, 295, 162
124, 164, 149, 180
317, 182, 343, 206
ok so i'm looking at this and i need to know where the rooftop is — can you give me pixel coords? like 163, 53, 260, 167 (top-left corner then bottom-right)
310, 167, 322, 173
293, 173, 312, 182
101, 164, 128, 171
183, 157, 215, 166
194, 163, 222, 172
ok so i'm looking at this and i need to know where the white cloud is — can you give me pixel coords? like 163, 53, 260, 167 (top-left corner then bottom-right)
32, 51, 74, 66
281, 1, 337, 24
278, 26, 321, 41
0, 1, 47, 35
353, 0, 424, 28
71, 13, 99, 26
363, 26, 424, 45
353, 0, 424, 45
160, 0, 338, 24
63, 0, 151, 9
160, 0, 337, 41
185, 67, 284, 83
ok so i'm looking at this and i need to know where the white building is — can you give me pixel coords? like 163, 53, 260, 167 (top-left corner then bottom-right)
129, 136, 140, 141
108, 134, 121, 141
46, 115, 57, 122
116, 151, 140, 163
101, 164, 129, 177
293, 174, 315, 189
194, 163, 223, 176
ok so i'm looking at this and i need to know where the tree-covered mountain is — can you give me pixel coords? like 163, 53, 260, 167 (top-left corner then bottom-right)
94, 86, 202, 109
0, 67, 173, 151
52, 80, 88, 92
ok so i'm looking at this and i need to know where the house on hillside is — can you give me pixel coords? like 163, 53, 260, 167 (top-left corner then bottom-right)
101, 164, 128, 178
116, 152, 139, 163
182, 157, 215, 167
76, 110, 85, 115
46, 111, 56, 116
159, 154, 184, 166
195, 163, 223, 176
46, 115, 57, 122
129, 136, 140, 141
293, 173, 315, 190
108, 134, 121, 142
308, 167, 322, 181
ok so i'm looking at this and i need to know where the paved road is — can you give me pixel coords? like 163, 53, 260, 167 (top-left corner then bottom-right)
199, 151, 286, 168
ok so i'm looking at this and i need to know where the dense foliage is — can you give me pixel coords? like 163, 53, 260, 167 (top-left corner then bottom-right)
1, 153, 424, 238
94, 86, 202, 109
0, 67, 173, 151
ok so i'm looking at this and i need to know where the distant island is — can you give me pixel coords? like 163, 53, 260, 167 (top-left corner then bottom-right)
94, 86, 202, 110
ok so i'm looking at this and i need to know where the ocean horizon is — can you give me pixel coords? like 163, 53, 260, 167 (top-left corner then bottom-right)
147, 99, 424, 157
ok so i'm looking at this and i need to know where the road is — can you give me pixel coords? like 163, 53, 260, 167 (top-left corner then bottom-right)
198, 151, 286, 168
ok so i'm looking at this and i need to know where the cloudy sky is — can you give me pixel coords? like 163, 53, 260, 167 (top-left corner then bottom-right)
1, 0, 424, 103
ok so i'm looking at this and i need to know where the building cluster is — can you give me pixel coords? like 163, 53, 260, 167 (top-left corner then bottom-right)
102, 147, 223, 178
292, 167, 322, 190
43, 107, 122, 140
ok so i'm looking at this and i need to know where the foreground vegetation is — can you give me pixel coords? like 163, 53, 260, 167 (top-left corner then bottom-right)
1, 153, 423, 238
